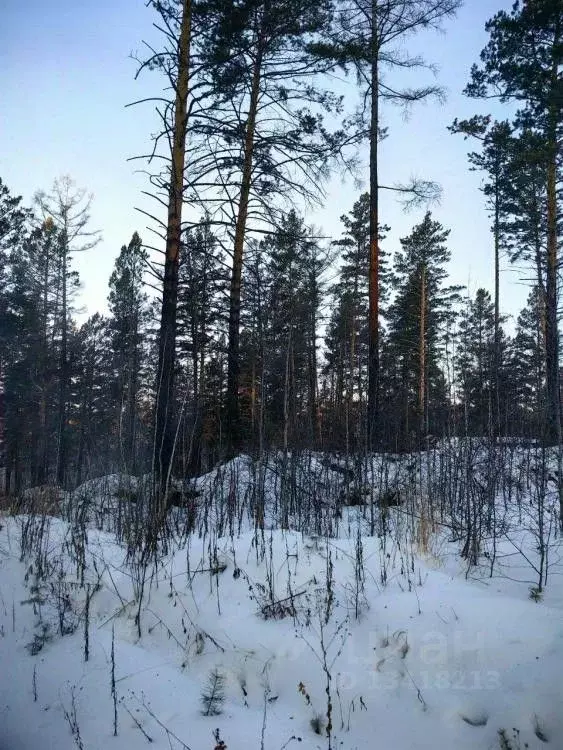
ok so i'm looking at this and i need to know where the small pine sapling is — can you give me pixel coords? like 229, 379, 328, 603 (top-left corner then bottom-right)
201, 668, 226, 716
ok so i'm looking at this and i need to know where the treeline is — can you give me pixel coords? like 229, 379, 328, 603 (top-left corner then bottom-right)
0, 178, 548, 492
0, 0, 560, 493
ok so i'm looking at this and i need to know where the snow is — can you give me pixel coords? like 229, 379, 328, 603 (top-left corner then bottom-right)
1, 448, 562, 750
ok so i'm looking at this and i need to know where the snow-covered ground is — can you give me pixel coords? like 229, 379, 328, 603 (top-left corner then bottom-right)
1, 448, 562, 750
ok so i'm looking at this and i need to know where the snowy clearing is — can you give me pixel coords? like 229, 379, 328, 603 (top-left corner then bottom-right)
1, 448, 562, 750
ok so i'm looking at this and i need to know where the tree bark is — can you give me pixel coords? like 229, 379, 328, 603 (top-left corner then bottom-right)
493, 174, 501, 441
0, 361, 5, 494
367, 0, 380, 451
226, 18, 265, 451
308, 268, 320, 446
153, 0, 192, 509
38, 225, 52, 484
419, 264, 426, 446
56, 235, 68, 488
127, 306, 139, 474
544, 10, 560, 449
544, 9, 562, 526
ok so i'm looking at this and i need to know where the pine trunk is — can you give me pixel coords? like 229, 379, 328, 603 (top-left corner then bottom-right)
493, 177, 501, 441
544, 13, 560, 449
56, 242, 68, 488
544, 10, 562, 525
38, 235, 50, 484
0, 361, 5, 494
367, 2, 380, 451
309, 273, 320, 446
127, 349, 138, 474
226, 26, 264, 451
153, 0, 192, 510
419, 264, 426, 445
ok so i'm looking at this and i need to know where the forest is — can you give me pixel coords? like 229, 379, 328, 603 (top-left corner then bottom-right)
0, 1, 562, 749
1, 0, 561, 497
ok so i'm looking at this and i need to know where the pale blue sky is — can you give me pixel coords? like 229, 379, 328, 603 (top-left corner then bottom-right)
0, 0, 527, 324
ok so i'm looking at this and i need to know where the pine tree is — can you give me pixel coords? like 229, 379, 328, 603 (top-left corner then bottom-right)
34, 176, 100, 487
3, 242, 42, 492
73, 314, 115, 484
386, 212, 460, 450
0, 179, 32, 491
193, 0, 342, 447
139, 0, 194, 511
510, 288, 545, 437
464, 0, 562, 445
0, 184, 68, 490
0, 178, 30, 295
176, 220, 227, 473
318, 0, 461, 448
456, 288, 509, 437
324, 193, 390, 449
238, 239, 267, 451
108, 232, 149, 474
259, 211, 327, 448
449, 117, 514, 438
25, 220, 62, 484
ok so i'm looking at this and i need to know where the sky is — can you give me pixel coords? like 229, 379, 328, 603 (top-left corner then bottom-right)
0, 0, 530, 326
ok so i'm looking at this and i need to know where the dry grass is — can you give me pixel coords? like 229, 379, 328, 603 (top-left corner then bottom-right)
0, 493, 16, 514
416, 501, 431, 555
414, 497, 442, 566
17, 485, 64, 516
